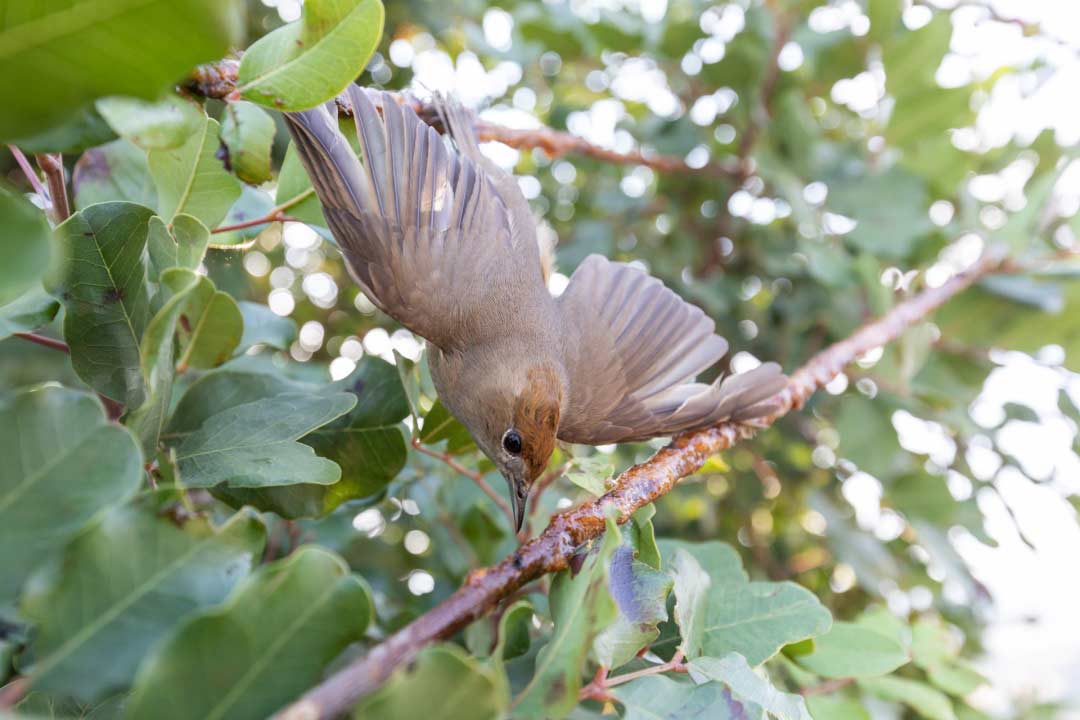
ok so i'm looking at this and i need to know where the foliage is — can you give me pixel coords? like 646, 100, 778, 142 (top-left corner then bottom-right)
0, 0, 1078, 718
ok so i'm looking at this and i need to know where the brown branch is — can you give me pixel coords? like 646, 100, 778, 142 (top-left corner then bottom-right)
34, 153, 70, 223
580, 649, 688, 703
273, 251, 1006, 720
185, 61, 738, 179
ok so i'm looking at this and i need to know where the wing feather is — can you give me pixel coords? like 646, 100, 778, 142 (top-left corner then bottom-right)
283, 87, 540, 350
557, 255, 786, 444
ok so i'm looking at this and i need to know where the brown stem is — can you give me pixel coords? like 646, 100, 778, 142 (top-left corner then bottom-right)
800, 677, 855, 696
210, 188, 313, 235
410, 436, 517, 531
14, 331, 69, 353
272, 251, 1006, 720
0, 677, 27, 709
7, 145, 48, 202
34, 152, 70, 223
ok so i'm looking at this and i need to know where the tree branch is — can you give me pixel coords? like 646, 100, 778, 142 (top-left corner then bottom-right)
185, 61, 738, 179
273, 251, 1006, 720
13, 331, 69, 353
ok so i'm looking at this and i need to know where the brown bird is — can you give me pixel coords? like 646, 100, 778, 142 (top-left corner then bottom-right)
284, 86, 786, 530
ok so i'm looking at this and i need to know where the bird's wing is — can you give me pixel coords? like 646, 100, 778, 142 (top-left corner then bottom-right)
556, 254, 786, 445
284, 87, 540, 351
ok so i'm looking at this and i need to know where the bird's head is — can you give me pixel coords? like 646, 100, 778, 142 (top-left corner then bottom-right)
452, 362, 563, 531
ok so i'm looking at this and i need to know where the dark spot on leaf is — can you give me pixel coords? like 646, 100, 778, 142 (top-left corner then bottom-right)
179, 314, 192, 333
103, 287, 124, 303
351, 377, 366, 396
216, 142, 232, 171
82, 231, 95, 237
544, 674, 567, 704
723, 687, 751, 720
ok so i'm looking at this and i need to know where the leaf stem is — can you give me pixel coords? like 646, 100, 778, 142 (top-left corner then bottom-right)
13, 331, 69, 353
799, 677, 855, 696
210, 188, 314, 234
6, 145, 49, 204
410, 436, 517, 532
34, 152, 70, 223
579, 650, 688, 702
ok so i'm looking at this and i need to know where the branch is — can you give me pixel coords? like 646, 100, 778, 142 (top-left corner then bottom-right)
7, 145, 49, 204
273, 251, 1006, 720
185, 61, 738, 179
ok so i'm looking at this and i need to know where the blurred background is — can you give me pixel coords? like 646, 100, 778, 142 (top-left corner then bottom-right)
5, 0, 1080, 716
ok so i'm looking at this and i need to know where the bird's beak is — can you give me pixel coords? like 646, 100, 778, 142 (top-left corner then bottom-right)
501, 469, 529, 532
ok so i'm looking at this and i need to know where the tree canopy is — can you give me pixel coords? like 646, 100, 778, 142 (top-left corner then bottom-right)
1, 1, 1078, 719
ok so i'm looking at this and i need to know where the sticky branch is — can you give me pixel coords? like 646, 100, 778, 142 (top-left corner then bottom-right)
272, 251, 1006, 720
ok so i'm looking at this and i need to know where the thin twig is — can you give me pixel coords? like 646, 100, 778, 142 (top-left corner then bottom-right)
579, 649, 688, 703
272, 251, 1007, 720
410, 436, 517, 531
800, 677, 855, 697
34, 153, 70, 223
0, 677, 27, 709
14, 332, 69, 353
209, 187, 313, 235
7, 145, 48, 203
184, 61, 739, 180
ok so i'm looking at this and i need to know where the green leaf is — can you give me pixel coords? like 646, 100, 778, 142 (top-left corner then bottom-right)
50, 202, 154, 406
293, 358, 411, 515
0, 186, 52, 306
237, 301, 297, 351
175, 277, 243, 371
72, 139, 157, 210
493, 600, 533, 662
125, 268, 202, 456
594, 539, 673, 669
859, 676, 957, 720
690, 653, 812, 720
805, 695, 871, 720
565, 454, 615, 496
792, 621, 909, 678
0, 286, 59, 340
169, 392, 356, 489
927, 661, 986, 697
658, 540, 832, 665
96, 95, 205, 151
355, 644, 508, 720
827, 168, 931, 260
125, 546, 371, 720
149, 116, 242, 229
670, 547, 711, 658
0, 0, 243, 140
911, 616, 957, 669
8, 105, 116, 155
513, 508, 621, 719
882, 13, 952, 95
420, 398, 475, 454
147, 214, 211, 279
614, 674, 760, 720
219, 101, 276, 185
211, 186, 278, 246
238, 0, 386, 111
22, 506, 264, 702
0, 387, 141, 605
867, 0, 902, 42
936, 277, 1080, 365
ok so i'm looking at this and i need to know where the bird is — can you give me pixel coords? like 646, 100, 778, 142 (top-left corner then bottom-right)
283, 86, 787, 531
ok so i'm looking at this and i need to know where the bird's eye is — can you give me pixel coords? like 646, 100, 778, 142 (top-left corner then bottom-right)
502, 429, 523, 455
